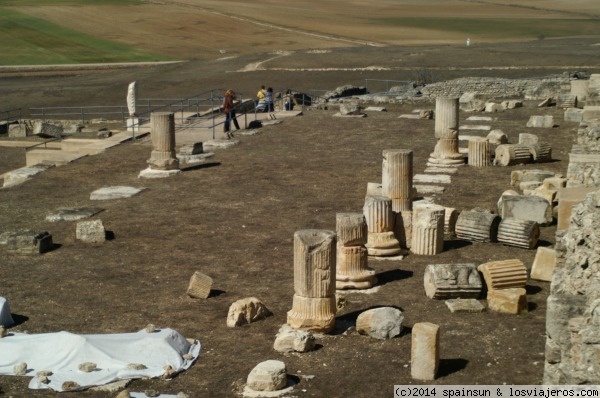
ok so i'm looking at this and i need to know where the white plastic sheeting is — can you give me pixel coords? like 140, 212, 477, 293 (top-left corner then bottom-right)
0, 327, 201, 392
0, 297, 14, 327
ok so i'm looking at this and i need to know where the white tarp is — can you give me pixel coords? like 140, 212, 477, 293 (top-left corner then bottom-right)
0, 297, 15, 327
0, 327, 201, 392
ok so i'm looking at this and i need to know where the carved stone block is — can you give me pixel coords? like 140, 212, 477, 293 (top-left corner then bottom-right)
423, 263, 482, 300
411, 322, 440, 381
477, 259, 527, 290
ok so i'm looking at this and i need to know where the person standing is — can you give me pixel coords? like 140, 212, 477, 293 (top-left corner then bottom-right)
223, 89, 240, 139
283, 89, 298, 111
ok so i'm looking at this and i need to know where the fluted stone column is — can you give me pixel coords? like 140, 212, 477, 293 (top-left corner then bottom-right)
527, 142, 552, 162
477, 259, 527, 290
467, 137, 491, 167
287, 230, 337, 333
428, 97, 464, 166
497, 218, 540, 249
411, 203, 445, 255
336, 213, 376, 289
363, 196, 402, 256
494, 144, 532, 166
455, 209, 500, 243
382, 149, 413, 212
148, 112, 179, 170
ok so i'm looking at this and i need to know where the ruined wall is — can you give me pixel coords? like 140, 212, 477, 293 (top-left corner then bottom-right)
544, 116, 600, 384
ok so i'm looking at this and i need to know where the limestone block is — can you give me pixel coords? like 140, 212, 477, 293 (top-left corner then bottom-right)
527, 115, 555, 128
444, 207, 459, 236
90, 186, 145, 200
366, 182, 383, 197
582, 106, 600, 122
494, 144, 532, 166
497, 190, 519, 215
477, 259, 527, 290
487, 129, 508, 145
356, 307, 404, 340
445, 298, 485, 313
520, 181, 543, 194
0, 297, 15, 327
423, 263, 482, 299
227, 297, 272, 327
519, 133, 539, 145
511, 169, 557, 189
497, 218, 539, 250
76, 220, 106, 243
455, 209, 500, 243
543, 177, 567, 191
186, 271, 213, 299
487, 288, 528, 314
531, 185, 558, 205
502, 100, 523, 109
273, 324, 315, 353
336, 213, 368, 247
570, 79, 589, 102
179, 142, 204, 155
340, 103, 362, 116
411, 322, 440, 381
8, 123, 28, 138
6, 230, 53, 255
3, 163, 55, 188
566, 152, 600, 188
485, 102, 503, 113
499, 194, 553, 225
530, 247, 557, 282
47, 207, 103, 223
557, 94, 577, 109
246, 360, 287, 392
556, 187, 599, 230
564, 108, 584, 123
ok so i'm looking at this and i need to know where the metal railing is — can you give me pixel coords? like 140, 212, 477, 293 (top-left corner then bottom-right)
0, 108, 22, 133
365, 79, 411, 94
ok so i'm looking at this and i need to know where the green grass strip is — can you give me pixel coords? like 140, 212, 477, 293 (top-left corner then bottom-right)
374, 17, 600, 40
0, 7, 171, 65
0, 1, 141, 5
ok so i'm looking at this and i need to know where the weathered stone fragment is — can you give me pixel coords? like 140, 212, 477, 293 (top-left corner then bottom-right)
356, 307, 403, 340
445, 298, 485, 313
5, 230, 53, 254
186, 271, 213, 299
76, 219, 106, 243
527, 115, 555, 128
411, 203, 445, 255
273, 324, 315, 353
227, 297, 272, 327
411, 322, 440, 381
530, 247, 557, 282
499, 194, 553, 225
424, 263, 482, 300
487, 288, 528, 314
494, 144, 532, 166
246, 360, 287, 392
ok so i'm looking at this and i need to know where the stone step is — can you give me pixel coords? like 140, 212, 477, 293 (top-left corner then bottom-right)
26, 149, 86, 167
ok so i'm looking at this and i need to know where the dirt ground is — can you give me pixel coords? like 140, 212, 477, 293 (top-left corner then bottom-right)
0, 38, 599, 397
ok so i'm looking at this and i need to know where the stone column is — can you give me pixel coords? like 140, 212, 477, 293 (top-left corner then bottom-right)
411, 203, 445, 255
382, 149, 413, 212
494, 144, 532, 166
455, 209, 500, 242
335, 213, 376, 289
497, 218, 540, 249
287, 230, 337, 333
428, 97, 464, 166
148, 112, 179, 170
467, 137, 490, 167
411, 322, 440, 381
363, 195, 402, 256
527, 142, 552, 162
477, 259, 527, 290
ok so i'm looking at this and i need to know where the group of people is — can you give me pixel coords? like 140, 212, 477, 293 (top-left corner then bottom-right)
221, 85, 299, 139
